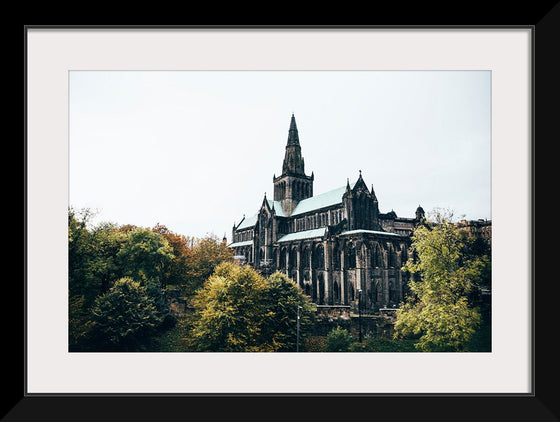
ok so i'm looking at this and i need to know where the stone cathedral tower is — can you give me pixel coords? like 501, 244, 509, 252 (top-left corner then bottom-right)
273, 114, 314, 216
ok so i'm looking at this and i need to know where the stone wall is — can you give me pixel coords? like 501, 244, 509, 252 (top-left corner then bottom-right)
314, 305, 394, 340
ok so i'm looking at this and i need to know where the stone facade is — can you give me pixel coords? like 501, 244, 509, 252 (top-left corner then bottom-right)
455, 219, 492, 243
230, 114, 427, 313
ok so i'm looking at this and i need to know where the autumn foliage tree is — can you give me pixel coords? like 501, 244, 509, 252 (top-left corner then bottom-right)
151, 223, 192, 289
184, 234, 233, 294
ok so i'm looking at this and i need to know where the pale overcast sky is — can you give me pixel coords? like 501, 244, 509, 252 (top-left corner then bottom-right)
69, 70, 491, 241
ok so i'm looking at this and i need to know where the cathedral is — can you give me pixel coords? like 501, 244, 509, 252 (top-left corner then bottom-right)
229, 114, 426, 312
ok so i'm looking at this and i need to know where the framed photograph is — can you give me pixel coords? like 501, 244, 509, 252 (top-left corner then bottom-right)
20, 20, 554, 420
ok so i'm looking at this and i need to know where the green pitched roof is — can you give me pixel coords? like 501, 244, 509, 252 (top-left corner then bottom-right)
277, 227, 326, 242
236, 199, 285, 231
236, 214, 258, 230
291, 183, 354, 216
341, 229, 401, 237
237, 183, 353, 230
229, 240, 253, 248
267, 200, 286, 217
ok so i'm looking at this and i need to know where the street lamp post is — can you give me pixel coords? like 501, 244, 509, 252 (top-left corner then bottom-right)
358, 288, 363, 343
296, 305, 302, 352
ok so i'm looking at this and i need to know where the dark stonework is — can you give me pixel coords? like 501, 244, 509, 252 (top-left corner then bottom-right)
273, 114, 314, 215
229, 114, 487, 313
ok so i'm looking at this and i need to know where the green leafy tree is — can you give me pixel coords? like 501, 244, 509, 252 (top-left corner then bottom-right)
189, 262, 267, 352
117, 227, 175, 287
325, 326, 353, 352
69, 295, 90, 351
68, 207, 98, 301
89, 222, 128, 294
116, 227, 178, 328
86, 277, 163, 351
463, 234, 492, 312
394, 209, 486, 352
260, 271, 315, 352
189, 263, 314, 352
68, 209, 184, 350
69, 208, 122, 350
69, 208, 130, 300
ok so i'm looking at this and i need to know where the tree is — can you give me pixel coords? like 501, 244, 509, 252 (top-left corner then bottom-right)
86, 277, 162, 351
260, 272, 315, 352
189, 263, 314, 352
117, 227, 175, 287
69, 294, 90, 351
393, 209, 486, 352
184, 234, 233, 293
69, 208, 129, 300
152, 223, 192, 289
189, 262, 267, 352
68, 208, 127, 350
68, 210, 185, 350
89, 222, 128, 294
68, 207, 98, 301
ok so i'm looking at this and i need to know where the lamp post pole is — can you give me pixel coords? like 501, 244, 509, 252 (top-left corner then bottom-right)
297, 305, 302, 352
358, 289, 363, 343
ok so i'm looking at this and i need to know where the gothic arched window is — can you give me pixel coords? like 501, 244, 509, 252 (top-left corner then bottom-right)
312, 244, 324, 269
302, 247, 311, 269
401, 247, 408, 267
279, 247, 287, 269
372, 244, 383, 267
387, 244, 396, 267
345, 244, 356, 269
333, 281, 340, 303
289, 248, 298, 270
318, 273, 325, 305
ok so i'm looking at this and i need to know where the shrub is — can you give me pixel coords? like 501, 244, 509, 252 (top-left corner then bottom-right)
349, 338, 418, 352
325, 327, 353, 352
305, 336, 327, 352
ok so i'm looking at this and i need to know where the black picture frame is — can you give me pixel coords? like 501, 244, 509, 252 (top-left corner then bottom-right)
15, 14, 556, 422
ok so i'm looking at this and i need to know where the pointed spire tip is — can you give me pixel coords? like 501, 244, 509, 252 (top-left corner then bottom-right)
286, 113, 300, 146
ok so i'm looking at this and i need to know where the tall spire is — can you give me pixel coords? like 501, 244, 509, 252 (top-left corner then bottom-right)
286, 113, 300, 146
282, 113, 305, 175
274, 113, 314, 215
